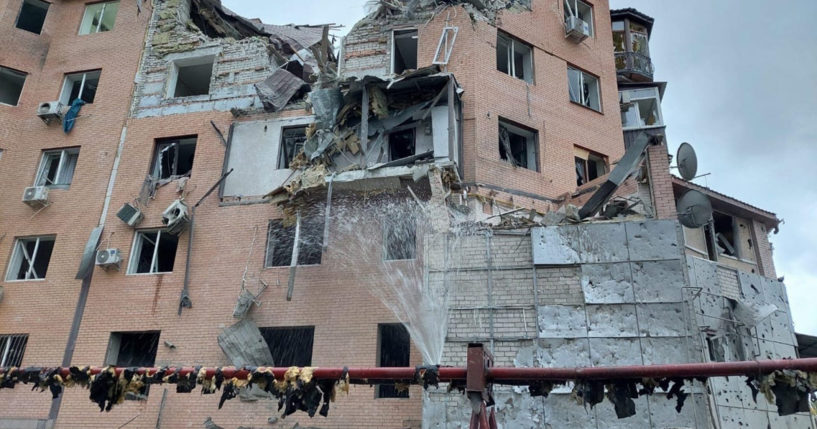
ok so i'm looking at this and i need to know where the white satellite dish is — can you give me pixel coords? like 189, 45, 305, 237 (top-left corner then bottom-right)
676, 189, 712, 229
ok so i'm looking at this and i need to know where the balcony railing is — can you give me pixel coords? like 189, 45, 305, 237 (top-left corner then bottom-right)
615, 51, 654, 80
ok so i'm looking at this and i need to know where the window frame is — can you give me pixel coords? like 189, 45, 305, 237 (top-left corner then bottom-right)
620, 87, 663, 130
567, 66, 601, 112
0, 65, 27, 107
278, 126, 308, 169
563, 0, 594, 37
127, 229, 178, 275
78, 0, 119, 35
34, 147, 80, 188
711, 211, 740, 259
264, 215, 324, 268
496, 31, 534, 84
259, 326, 315, 367
59, 70, 101, 105
0, 334, 29, 367
574, 147, 607, 186
391, 28, 418, 75
15, 0, 50, 35
149, 136, 197, 179
5, 235, 56, 282
498, 118, 539, 171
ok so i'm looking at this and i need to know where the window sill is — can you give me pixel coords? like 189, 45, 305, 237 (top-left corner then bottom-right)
3, 278, 46, 283
495, 70, 534, 86
0, 102, 19, 108
125, 272, 173, 276
717, 253, 757, 265
569, 100, 603, 114
623, 124, 665, 131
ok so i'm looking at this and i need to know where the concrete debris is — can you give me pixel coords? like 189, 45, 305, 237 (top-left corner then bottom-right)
217, 319, 274, 367
203, 417, 224, 429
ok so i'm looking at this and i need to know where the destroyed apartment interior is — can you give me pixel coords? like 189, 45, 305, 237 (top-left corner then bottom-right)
0, 0, 814, 428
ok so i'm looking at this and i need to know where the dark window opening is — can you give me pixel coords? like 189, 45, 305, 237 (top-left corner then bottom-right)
496, 32, 533, 83
499, 120, 537, 171
265, 216, 324, 267
384, 217, 416, 261
278, 126, 307, 169
575, 151, 607, 186
172, 61, 213, 97
259, 326, 314, 367
130, 230, 178, 274
16, 0, 49, 34
392, 30, 418, 75
107, 331, 159, 399
7, 236, 55, 281
151, 136, 196, 179
704, 222, 717, 261
0, 334, 29, 367
377, 324, 410, 398
0, 66, 27, 106
388, 127, 416, 161
713, 212, 738, 257
61, 70, 100, 105
706, 337, 724, 362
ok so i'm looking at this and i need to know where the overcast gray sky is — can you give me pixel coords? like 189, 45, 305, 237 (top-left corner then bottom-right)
223, 0, 817, 334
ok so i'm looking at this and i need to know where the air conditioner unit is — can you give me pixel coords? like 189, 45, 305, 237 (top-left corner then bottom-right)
162, 199, 190, 235
117, 203, 144, 227
565, 16, 591, 42
22, 186, 49, 208
95, 248, 122, 270
36, 101, 63, 124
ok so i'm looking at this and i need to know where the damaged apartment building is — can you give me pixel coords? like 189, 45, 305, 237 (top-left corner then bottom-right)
0, 0, 809, 428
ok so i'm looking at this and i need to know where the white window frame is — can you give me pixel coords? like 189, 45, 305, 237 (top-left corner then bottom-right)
127, 230, 174, 275
0, 334, 28, 367
35, 148, 79, 188
59, 70, 100, 105
567, 66, 601, 111
564, 0, 594, 37
5, 236, 55, 281
497, 32, 534, 84
620, 87, 663, 130
78, 0, 119, 35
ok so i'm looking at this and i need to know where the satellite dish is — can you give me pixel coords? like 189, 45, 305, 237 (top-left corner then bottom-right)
676, 142, 698, 181
676, 189, 712, 228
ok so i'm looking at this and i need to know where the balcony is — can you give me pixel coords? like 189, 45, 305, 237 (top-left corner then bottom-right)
615, 51, 654, 82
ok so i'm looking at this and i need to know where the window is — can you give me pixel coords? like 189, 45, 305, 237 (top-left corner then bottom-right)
106, 331, 159, 399
712, 212, 738, 258
496, 32, 533, 83
278, 127, 307, 169
498, 119, 538, 171
612, 21, 625, 52
567, 66, 600, 111
574, 147, 607, 186
265, 216, 324, 267
128, 230, 179, 274
384, 217, 416, 261
392, 29, 418, 75
620, 88, 663, 129
78, 0, 119, 35
376, 324, 410, 398
0, 334, 28, 367
630, 21, 650, 57
150, 136, 196, 179
388, 127, 416, 161
6, 236, 55, 281
563, 0, 594, 37
15, 0, 49, 34
169, 57, 214, 98
0, 66, 26, 106
60, 70, 100, 105
259, 326, 314, 367
35, 148, 79, 187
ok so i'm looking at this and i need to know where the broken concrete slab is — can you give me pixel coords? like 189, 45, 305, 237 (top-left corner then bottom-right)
580, 263, 634, 304
217, 319, 274, 367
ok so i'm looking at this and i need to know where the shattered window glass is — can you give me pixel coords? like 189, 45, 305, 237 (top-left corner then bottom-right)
78, 1, 119, 35
0, 334, 28, 367
567, 66, 600, 111
265, 216, 324, 267
60, 70, 100, 105
35, 148, 79, 187
384, 217, 416, 261
150, 136, 197, 179
498, 120, 537, 171
6, 236, 55, 281
278, 126, 307, 169
377, 323, 410, 398
129, 230, 179, 274
259, 326, 314, 367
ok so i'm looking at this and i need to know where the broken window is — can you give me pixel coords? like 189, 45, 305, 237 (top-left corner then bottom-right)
0, 334, 28, 367
35, 148, 79, 187
496, 32, 533, 84
620, 87, 663, 129
712, 212, 738, 258
150, 136, 196, 179
169, 57, 214, 98
706, 337, 725, 362
384, 216, 416, 261
377, 323, 410, 398
0, 66, 26, 106
567, 66, 600, 111
278, 126, 307, 169
498, 119, 538, 171
6, 236, 55, 281
60, 70, 100, 105
388, 126, 416, 161
630, 21, 650, 57
106, 331, 159, 399
259, 326, 314, 367
432, 27, 458, 65
392, 29, 418, 75
563, 0, 594, 37
15, 0, 49, 34
128, 230, 179, 274
574, 147, 607, 186
612, 21, 625, 52
265, 216, 324, 267
78, 0, 119, 35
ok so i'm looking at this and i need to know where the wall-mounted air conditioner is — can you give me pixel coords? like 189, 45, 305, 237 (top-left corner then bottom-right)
162, 199, 190, 235
96, 248, 122, 270
36, 101, 63, 124
22, 186, 49, 208
117, 203, 143, 227
565, 16, 591, 42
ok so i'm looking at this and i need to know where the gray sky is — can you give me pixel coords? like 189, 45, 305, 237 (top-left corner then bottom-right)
223, 0, 817, 334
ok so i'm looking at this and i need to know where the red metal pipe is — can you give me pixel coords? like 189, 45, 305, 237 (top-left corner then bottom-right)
5, 358, 817, 385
